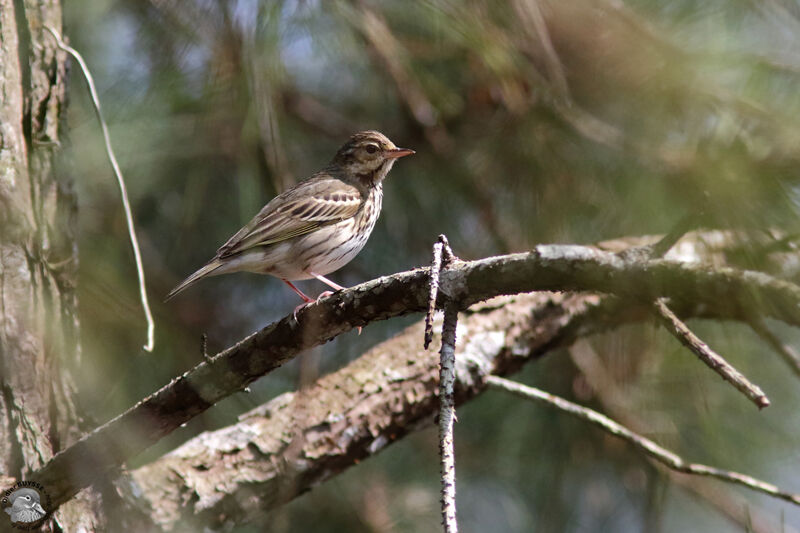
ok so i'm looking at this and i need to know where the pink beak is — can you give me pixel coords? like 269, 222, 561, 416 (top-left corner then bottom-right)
385, 147, 415, 159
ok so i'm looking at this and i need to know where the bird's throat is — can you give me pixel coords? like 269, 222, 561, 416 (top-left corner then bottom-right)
357, 159, 394, 187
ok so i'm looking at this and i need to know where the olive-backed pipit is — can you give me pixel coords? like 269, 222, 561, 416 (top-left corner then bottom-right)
167, 131, 414, 307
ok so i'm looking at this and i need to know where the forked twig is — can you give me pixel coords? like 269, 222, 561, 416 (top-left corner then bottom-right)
488, 376, 799, 506
45, 26, 155, 352
423, 234, 460, 532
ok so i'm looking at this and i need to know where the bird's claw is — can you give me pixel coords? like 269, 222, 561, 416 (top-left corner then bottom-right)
293, 291, 334, 323
292, 303, 305, 323
316, 291, 334, 301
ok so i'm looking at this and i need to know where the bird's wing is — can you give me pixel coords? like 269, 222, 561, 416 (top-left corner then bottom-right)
216, 175, 363, 258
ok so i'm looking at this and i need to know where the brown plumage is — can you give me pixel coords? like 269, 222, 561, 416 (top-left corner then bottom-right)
166, 131, 414, 303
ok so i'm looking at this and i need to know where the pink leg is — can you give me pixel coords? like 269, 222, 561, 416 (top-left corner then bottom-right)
283, 279, 314, 321
309, 271, 346, 292
283, 279, 313, 302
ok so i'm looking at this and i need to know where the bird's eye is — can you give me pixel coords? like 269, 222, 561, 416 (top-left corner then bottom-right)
365, 144, 379, 154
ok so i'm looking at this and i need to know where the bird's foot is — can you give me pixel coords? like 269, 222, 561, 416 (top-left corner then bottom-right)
292, 295, 315, 322
292, 303, 306, 323
292, 292, 334, 322
316, 291, 334, 301
291, 289, 361, 335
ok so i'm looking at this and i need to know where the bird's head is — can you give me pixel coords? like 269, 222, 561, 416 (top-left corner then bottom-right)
331, 130, 414, 186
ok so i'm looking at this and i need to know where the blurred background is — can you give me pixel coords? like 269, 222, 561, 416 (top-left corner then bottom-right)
61, 0, 800, 531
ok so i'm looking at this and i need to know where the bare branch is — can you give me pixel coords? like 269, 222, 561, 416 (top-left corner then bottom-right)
128, 275, 798, 530
647, 216, 697, 259
488, 376, 800, 506
28, 244, 800, 511
438, 303, 460, 533
128, 292, 624, 529
654, 298, 770, 408
569, 341, 800, 533
425, 235, 456, 349
424, 239, 445, 350
618, 215, 697, 262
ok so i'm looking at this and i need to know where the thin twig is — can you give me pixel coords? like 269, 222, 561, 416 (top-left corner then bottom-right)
568, 340, 795, 533
618, 215, 695, 262
45, 26, 155, 352
487, 376, 800, 506
424, 234, 455, 349
749, 318, 800, 378
648, 215, 696, 259
426, 233, 460, 531
439, 302, 460, 533
424, 240, 444, 350
439, 234, 455, 266
653, 298, 770, 409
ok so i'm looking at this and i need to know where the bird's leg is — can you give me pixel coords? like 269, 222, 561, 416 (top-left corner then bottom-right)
283, 279, 314, 302
309, 271, 346, 295
309, 272, 361, 335
283, 279, 314, 321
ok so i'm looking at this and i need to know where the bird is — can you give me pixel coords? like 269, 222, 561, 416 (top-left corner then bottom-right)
166, 130, 414, 313
4, 488, 46, 523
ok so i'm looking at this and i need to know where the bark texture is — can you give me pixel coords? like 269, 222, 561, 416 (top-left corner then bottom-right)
30, 239, 800, 515
110, 233, 795, 531
120, 231, 800, 531
0, 2, 102, 530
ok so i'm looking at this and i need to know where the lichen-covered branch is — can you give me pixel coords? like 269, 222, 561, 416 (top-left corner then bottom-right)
127, 277, 794, 531
29, 242, 800, 513
127, 292, 621, 530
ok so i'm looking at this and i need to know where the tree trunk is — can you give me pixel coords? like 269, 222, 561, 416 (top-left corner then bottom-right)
0, 2, 104, 530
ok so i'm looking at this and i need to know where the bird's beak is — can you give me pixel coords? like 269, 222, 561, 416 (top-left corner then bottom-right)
33, 503, 46, 515
385, 147, 415, 159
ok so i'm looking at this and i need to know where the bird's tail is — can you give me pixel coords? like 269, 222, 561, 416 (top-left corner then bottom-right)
165, 259, 224, 301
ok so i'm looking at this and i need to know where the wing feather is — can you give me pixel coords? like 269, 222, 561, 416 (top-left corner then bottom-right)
216, 175, 363, 258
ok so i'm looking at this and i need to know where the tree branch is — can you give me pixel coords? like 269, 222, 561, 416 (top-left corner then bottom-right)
438, 303, 460, 533
28, 244, 800, 512
128, 285, 796, 530
568, 340, 797, 533
654, 298, 770, 408
127, 292, 627, 530
486, 376, 800, 505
